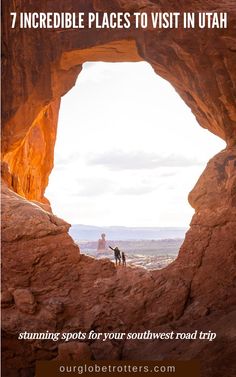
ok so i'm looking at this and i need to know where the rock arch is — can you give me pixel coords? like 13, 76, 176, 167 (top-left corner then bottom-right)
1, 1, 236, 376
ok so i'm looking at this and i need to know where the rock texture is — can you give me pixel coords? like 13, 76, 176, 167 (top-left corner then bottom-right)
2, 0, 236, 202
56, 342, 92, 361
2, 100, 60, 207
2, 148, 236, 376
1, 0, 236, 376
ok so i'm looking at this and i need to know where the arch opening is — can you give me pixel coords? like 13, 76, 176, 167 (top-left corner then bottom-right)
45, 61, 225, 269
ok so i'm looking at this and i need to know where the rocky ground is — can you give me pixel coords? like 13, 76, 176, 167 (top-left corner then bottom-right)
2, 148, 236, 376
2, 0, 236, 375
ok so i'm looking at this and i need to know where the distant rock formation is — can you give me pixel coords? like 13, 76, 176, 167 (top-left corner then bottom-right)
97, 233, 107, 253
1, 1, 236, 376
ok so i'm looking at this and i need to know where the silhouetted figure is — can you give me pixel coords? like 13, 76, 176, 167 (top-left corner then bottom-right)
121, 251, 126, 267
109, 246, 121, 266
97, 233, 106, 254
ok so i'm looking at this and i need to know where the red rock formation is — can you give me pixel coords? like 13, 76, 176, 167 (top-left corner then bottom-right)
3, 100, 60, 206
1, 0, 236, 376
56, 342, 92, 361
2, 0, 236, 200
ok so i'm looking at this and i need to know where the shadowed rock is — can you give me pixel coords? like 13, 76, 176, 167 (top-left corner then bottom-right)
1, 0, 236, 376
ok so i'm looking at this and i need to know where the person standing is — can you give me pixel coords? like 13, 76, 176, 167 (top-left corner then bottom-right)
109, 246, 121, 266
121, 251, 126, 267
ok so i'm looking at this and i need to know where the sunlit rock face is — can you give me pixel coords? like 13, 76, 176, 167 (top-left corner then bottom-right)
3, 100, 60, 207
2, 0, 236, 201
1, 0, 236, 376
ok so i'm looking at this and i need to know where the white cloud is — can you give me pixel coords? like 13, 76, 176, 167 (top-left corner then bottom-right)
72, 177, 115, 197
45, 62, 225, 227
89, 150, 202, 170
116, 185, 157, 196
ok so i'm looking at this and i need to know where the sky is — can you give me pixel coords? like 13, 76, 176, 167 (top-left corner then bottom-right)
45, 62, 225, 227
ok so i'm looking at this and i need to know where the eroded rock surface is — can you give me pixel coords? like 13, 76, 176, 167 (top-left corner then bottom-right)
2, 0, 236, 202
2, 148, 236, 376
56, 342, 92, 361
1, 0, 236, 376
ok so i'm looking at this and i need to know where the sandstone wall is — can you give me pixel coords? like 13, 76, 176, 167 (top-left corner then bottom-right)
1, 1, 236, 376
2, 0, 236, 201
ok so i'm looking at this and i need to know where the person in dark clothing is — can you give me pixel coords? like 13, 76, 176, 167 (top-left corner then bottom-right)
121, 251, 126, 267
109, 246, 121, 266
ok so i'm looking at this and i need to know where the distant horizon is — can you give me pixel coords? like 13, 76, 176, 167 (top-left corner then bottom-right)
71, 223, 188, 229
69, 224, 188, 241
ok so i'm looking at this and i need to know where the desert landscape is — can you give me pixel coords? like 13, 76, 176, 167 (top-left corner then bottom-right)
71, 224, 184, 269
1, 0, 236, 376
78, 238, 183, 269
